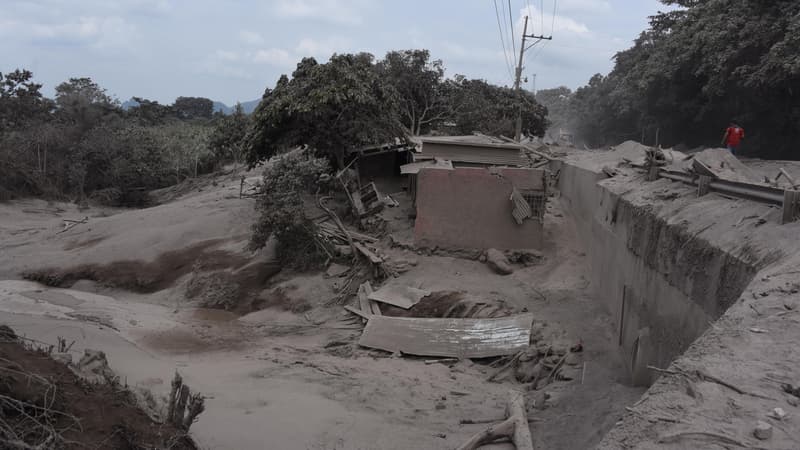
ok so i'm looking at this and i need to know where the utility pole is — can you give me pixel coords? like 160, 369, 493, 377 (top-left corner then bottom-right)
514, 16, 552, 142
513, 16, 528, 142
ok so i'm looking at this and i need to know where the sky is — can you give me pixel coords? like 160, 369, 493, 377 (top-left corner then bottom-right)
0, 0, 670, 105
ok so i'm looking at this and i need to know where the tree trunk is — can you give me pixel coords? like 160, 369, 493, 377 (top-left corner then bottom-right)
457, 390, 534, 450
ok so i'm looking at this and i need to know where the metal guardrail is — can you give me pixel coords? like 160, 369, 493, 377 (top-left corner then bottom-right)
659, 169, 785, 204
657, 168, 800, 223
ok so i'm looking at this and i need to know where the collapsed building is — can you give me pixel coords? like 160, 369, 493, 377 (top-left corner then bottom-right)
405, 135, 549, 250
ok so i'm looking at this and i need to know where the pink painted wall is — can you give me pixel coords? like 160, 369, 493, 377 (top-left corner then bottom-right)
414, 167, 545, 250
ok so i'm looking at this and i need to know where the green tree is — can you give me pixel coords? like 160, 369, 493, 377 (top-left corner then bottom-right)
246, 53, 406, 167
54, 77, 120, 131
209, 103, 249, 164
570, 0, 800, 157
173, 96, 214, 120
127, 97, 175, 125
441, 75, 548, 138
250, 150, 332, 269
377, 49, 448, 135
536, 86, 572, 133
0, 69, 52, 130
154, 123, 213, 182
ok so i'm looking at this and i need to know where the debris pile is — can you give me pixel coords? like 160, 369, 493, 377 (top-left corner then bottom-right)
0, 327, 198, 450
342, 282, 534, 359
488, 340, 584, 388
485, 248, 514, 275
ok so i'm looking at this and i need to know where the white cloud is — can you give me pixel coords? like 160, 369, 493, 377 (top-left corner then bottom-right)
517, 5, 590, 37
440, 42, 505, 64
214, 50, 241, 62
2, 15, 137, 50
294, 37, 352, 58
274, 0, 368, 25
505, 4, 618, 87
252, 48, 294, 67
239, 30, 264, 46
554, 0, 611, 15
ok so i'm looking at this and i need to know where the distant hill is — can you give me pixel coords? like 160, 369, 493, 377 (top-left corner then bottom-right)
122, 98, 260, 114
121, 98, 140, 110
214, 99, 260, 115
212, 101, 232, 115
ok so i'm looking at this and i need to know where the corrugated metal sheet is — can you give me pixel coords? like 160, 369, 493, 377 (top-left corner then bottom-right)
510, 187, 533, 225
359, 313, 534, 358
418, 140, 526, 167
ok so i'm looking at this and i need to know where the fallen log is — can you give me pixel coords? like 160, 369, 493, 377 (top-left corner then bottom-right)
456, 390, 534, 450
57, 216, 88, 234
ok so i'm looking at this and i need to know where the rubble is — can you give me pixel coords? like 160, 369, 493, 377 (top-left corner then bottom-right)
754, 420, 773, 440
485, 248, 514, 275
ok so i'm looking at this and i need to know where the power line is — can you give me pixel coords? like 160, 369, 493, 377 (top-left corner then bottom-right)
525, 0, 534, 32
551, 0, 558, 35
507, 0, 517, 58
493, 0, 515, 82
540, 0, 544, 36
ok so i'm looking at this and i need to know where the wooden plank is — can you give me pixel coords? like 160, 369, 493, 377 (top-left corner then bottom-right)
359, 314, 534, 358
357, 284, 371, 322
363, 282, 382, 316
368, 285, 431, 309
353, 242, 383, 264
344, 305, 371, 320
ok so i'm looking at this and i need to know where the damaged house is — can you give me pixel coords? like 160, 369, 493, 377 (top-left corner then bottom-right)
404, 135, 548, 250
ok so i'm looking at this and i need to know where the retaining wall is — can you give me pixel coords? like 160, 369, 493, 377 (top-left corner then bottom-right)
556, 161, 759, 384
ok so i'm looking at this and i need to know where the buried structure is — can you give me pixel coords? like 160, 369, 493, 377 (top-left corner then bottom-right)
1, 141, 800, 449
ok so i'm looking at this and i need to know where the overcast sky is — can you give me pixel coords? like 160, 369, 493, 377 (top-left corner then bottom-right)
1, 0, 669, 105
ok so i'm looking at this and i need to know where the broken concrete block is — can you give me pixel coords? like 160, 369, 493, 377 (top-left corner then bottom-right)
754, 420, 773, 440
485, 248, 514, 275
769, 407, 787, 420
51, 352, 73, 365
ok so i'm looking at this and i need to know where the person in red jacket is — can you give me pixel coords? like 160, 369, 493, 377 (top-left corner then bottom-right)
722, 121, 745, 155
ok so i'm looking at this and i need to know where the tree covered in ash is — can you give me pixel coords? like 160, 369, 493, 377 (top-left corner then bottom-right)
245, 49, 549, 166
564, 0, 800, 158
0, 71, 240, 204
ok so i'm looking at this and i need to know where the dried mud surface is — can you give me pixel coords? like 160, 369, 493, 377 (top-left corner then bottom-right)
0, 334, 196, 450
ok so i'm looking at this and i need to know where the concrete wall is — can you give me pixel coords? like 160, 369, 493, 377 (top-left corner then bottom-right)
414, 167, 545, 250
556, 161, 758, 385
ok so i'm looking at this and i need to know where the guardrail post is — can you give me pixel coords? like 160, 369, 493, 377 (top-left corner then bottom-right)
646, 166, 660, 182
697, 176, 712, 197
782, 190, 800, 224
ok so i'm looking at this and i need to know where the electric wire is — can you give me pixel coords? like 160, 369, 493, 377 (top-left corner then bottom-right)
540, 0, 544, 35
507, 0, 517, 58
493, 0, 516, 83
